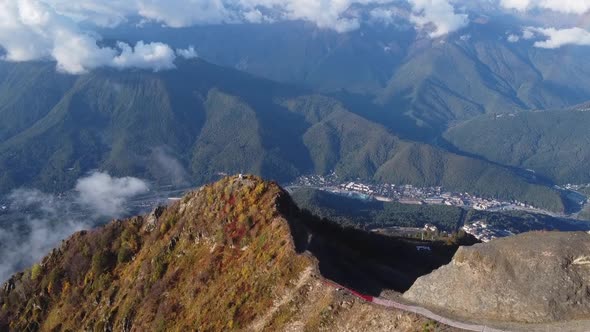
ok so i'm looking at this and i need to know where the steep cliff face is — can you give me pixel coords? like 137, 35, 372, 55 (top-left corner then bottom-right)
405, 232, 590, 323
0, 175, 445, 331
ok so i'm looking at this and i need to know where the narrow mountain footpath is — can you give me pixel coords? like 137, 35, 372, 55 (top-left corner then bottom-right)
250, 266, 314, 331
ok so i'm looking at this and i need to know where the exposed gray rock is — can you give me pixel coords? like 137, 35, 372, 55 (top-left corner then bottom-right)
404, 232, 590, 323
142, 206, 166, 232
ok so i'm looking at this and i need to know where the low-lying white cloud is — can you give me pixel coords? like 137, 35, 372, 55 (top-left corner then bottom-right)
369, 7, 401, 25
410, 0, 469, 37
75, 172, 150, 217
0, 189, 93, 281
150, 147, 191, 186
1, 0, 472, 73
522, 28, 535, 40
500, 0, 590, 14
507, 33, 520, 42
50, 0, 469, 35
176, 46, 199, 59
137, 0, 231, 28
0, 172, 149, 282
112, 41, 177, 71
525, 26, 590, 48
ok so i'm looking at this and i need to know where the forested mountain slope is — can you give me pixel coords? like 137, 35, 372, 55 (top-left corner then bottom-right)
107, 21, 590, 129
0, 60, 564, 211
445, 109, 590, 184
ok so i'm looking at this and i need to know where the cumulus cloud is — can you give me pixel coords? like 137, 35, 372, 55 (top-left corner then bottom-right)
0, 0, 191, 74
250, 0, 468, 34
176, 46, 199, 59
233, 0, 364, 33
46, 0, 135, 27
49, 0, 372, 32
500, 0, 590, 14
137, 0, 232, 27
52, 0, 470, 35
0, 0, 475, 72
369, 7, 400, 25
8, 0, 588, 70
525, 26, 590, 48
75, 172, 150, 217
409, 0, 469, 37
522, 28, 535, 39
112, 41, 177, 71
507, 33, 520, 42
243, 8, 266, 23
0, 172, 149, 282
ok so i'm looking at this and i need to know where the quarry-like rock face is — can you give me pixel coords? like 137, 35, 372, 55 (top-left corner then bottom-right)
404, 231, 590, 323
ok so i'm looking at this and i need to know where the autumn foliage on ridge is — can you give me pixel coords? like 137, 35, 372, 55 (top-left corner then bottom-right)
0, 175, 312, 331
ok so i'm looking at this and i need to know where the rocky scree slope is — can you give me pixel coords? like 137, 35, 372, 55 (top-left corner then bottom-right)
405, 231, 590, 323
0, 175, 449, 331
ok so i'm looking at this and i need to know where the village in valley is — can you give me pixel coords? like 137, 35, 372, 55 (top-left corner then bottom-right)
287, 173, 538, 212
287, 173, 581, 243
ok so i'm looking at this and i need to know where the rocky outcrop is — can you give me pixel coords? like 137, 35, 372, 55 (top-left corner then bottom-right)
404, 231, 590, 323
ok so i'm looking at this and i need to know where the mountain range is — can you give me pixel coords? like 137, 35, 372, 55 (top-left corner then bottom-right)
0, 58, 565, 211
107, 20, 590, 131
3, 1, 590, 331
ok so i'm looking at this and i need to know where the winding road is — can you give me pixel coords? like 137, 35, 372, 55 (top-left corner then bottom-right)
325, 280, 507, 332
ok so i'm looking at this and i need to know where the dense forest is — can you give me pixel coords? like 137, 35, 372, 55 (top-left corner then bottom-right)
0, 60, 565, 212
445, 110, 590, 184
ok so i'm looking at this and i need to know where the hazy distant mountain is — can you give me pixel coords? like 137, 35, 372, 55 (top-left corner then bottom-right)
376, 21, 590, 128
0, 63, 76, 141
0, 59, 564, 211
103, 19, 590, 130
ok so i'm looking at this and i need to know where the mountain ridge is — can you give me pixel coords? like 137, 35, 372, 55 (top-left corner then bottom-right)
0, 175, 460, 331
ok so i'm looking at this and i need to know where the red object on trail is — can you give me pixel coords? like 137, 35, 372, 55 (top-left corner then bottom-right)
348, 289, 374, 302
322, 280, 374, 302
